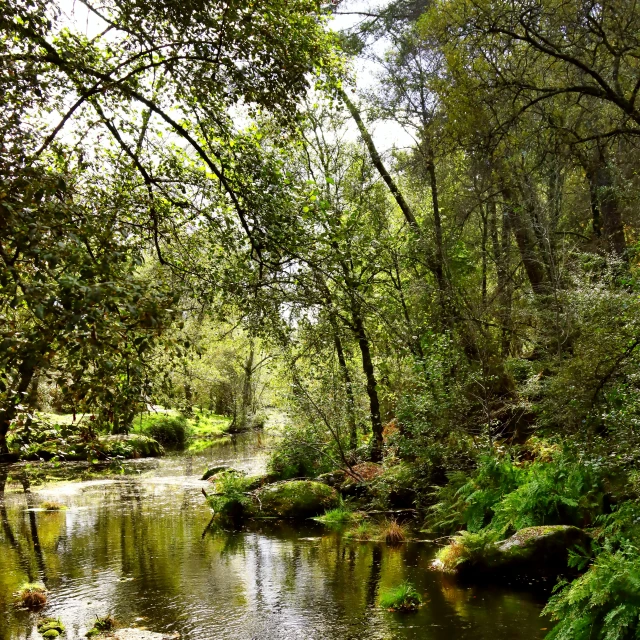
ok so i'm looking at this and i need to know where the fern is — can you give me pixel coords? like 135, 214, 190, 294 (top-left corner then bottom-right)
543, 544, 640, 640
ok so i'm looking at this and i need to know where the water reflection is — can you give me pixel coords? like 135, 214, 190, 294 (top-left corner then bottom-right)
0, 435, 551, 640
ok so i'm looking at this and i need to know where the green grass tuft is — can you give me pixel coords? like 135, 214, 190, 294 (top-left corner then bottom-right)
379, 581, 422, 611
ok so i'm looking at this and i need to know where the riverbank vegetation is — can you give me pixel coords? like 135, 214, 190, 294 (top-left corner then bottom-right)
3, 0, 640, 636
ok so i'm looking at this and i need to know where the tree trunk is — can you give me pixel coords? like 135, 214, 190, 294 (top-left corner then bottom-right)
503, 194, 548, 295
587, 152, 626, 259
239, 346, 254, 430
490, 199, 513, 355
425, 146, 448, 311
333, 329, 358, 451
0, 357, 39, 455
350, 302, 383, 462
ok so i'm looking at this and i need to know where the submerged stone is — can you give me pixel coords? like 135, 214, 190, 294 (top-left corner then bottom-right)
433, 525, 592, 579
249, 480, 339, 519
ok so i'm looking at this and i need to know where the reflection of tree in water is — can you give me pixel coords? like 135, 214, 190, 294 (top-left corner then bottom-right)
0, 467, 48, 583
366, 544, 383, 607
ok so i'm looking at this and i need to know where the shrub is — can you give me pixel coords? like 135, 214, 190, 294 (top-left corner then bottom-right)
18, 582, 47, 609
379, 581, 422, 611
144, 416, 187, 449
267, 431, 332, 480
543, 544, 640, 640
206, 471, 253, 519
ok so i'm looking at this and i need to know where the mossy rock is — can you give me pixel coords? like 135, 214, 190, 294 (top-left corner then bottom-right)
435, 525, 591, 580
202, 465, 235, 481
248, 480, 339, 519
38, 618, 65, 636
316, 470, 347, 488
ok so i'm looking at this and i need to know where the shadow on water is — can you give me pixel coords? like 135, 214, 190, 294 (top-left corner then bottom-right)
0, 433, 553, 640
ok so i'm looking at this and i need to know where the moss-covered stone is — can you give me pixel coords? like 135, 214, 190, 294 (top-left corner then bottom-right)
248, 480, 339, 519
433, 525, 592, 579
42, 631, 60, 638
38, 619, 65, 634
202, 465, 235, 481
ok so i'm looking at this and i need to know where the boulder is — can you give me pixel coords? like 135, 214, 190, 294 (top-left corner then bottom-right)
249, 480, 339, 519
433, 525, 591, 580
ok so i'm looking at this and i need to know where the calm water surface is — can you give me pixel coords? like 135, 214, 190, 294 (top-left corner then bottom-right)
0, 432, 552, 640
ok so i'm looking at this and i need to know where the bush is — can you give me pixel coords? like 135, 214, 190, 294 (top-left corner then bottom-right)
543, 544, 640, 640
206, 471, 253, 519
144, 416, 187, 449
267, 430, 332, 480
378, 581, 422, 611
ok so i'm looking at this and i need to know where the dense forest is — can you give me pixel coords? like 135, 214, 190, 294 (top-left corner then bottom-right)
3, 0, 640, 638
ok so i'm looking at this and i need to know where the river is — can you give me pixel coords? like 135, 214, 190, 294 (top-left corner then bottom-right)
0, 431, 552, 639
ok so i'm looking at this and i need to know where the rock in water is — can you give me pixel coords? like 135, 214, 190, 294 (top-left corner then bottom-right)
434, 525, 591, 579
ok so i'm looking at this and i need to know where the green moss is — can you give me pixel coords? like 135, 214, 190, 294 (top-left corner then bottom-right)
38, 618, 65, 634
250, 480, 339, 519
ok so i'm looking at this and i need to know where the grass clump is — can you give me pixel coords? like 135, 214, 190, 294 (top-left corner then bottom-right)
343, 518, 409, 543
379, 581, 422, 611
38, 618, 65, 637
345, 520, 374, 541
41, 501, 66, 511
381, 519, 406, 544
18, 582, 47, 609
86, 615, 117, 637
315, 505, 359, 524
